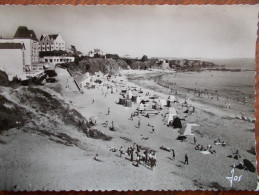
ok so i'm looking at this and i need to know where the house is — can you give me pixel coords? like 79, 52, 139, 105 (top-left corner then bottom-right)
156, 59, 169, 69
40, 56, 74, 69
88, 49, 104, 57
39, 33, 65, 52
0, 42, 25, 79
13, 26, 40, 67
0, 26, 40, 72
0, 26, 46, 79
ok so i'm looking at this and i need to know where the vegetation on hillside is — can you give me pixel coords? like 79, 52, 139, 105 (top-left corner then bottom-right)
0, 86, 111, 146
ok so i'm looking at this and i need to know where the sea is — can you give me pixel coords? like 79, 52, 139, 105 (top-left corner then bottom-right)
156, 58, 256, 105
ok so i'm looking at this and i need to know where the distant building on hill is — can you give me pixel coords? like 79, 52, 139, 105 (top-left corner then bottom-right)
88, 49, 104, 57
39, 33, 65, 52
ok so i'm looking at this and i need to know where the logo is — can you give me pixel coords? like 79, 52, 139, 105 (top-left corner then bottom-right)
226, 168, 242, 187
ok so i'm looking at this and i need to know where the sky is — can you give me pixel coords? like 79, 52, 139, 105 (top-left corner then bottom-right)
0, 5, 258, 58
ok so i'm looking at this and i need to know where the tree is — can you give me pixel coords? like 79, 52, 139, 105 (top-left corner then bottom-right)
141, 55, 148, 62
70, 45, 77, 56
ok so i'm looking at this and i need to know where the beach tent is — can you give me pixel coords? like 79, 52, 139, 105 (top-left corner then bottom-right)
126, 90, 133, 100
136, 96, 141, 104
126, 100, 132, 107
172, 117, 182, 129
139, 103, 145, 111
132, 95, 138, 102
159, 99, 167, 107
155, 101, 162, 110
180, 123, 199, 136
167, 113, 176, 125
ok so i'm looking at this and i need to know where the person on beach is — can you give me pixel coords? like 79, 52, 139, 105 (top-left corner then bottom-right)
130, 113, 134, 120
152, 126, 155, 132
108, 107, 110, 115
111, 121, 114, 130
102, 120, 108, 127
184, 154, 188, 165
194, 137, 196, 145
119, 146, 123, 157
92, 99, 94, 104
94, 154, 98, 160
136, 155, 140, 167
136, 144, 140, 153
130, 148, 134, 161
172, 149, 175, 161
138, 119, 141, 128
144, 149, 148, 163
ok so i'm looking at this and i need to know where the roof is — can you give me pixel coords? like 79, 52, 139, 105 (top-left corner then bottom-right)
13, 26, 38, 41
0, 42, 25, 49
49, 34, 59, 40
40, 34, 60, 41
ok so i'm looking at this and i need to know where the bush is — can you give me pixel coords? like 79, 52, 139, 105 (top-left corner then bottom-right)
45, 70, 57, 77
0, 70, 9, 86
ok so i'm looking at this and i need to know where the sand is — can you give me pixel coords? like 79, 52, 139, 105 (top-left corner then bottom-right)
0, 68, 257, 191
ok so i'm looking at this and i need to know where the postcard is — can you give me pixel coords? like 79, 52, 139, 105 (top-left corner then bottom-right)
0, 5, 258, 191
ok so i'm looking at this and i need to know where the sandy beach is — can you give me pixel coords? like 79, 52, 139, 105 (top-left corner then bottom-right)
0, 67, 257, 191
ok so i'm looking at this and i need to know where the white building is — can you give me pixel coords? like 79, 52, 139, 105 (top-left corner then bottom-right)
88, 49, 104, 57
0, 26, 40, 72
0, 42, 25, 79
39, 33, 65, 51
40, 56, 74, 69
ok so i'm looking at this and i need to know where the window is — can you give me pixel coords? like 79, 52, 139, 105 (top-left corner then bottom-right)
50, 59, 52, 62
45, 59, 48, 62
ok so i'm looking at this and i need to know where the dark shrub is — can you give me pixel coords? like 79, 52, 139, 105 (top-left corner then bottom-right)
45, 70, 57, 77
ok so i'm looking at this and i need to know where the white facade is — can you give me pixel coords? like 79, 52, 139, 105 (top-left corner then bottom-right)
88, 49, 104, 57
0, 45, 25, 79
0, 38, 39, 71
40, 56, 74, 69
39, 33, 66, 51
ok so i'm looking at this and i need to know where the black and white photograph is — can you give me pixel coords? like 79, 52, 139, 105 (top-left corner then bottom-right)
0, 5, 258, 191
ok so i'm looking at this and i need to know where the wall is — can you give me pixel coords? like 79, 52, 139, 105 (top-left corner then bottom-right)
0, 39, 39, 69
0, 49, 24, 79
